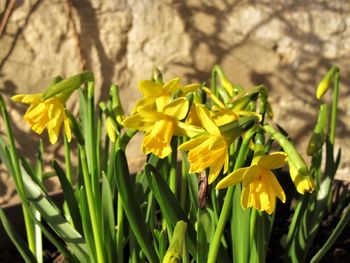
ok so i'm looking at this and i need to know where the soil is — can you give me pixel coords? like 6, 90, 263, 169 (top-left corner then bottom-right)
267, 203, 350, 263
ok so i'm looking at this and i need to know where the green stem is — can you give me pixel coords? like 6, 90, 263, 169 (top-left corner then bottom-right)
207, 128, 256, 263
117, 193, 124, 263
169, 138, 177, 195
34, 140, 44, 263
0, 96, 36, 254
330, 70, 339, 145
63, 135, 73, 184
79, 146, 105, 263
87, 81, 99, 195
180, 154, 187, 208
211, 65, 218, 98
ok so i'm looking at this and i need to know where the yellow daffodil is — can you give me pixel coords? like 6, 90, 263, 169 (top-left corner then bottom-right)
123, 97, 190, 159
132, 78, 200, 113
178, 104, 235, 184
12, 93, 71, 144
288, 158, 315, 194
216, 152, 287, 214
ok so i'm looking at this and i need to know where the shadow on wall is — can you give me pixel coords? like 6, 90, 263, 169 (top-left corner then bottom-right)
172, 0, 350, 145
1, 0, 350, 202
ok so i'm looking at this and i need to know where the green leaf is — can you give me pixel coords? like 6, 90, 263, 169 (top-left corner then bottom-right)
78, 187, 96, 261
154, 229, 167, 261
144, 164, 197, 257
52, 160, 83, 234
101, 173, 117, 262
231, 185, 250, 263
197, 208, 214, 263
42, 72, 94, 99
0, 208, 36, 263
21, 168, 89, 261
115, 150, 158, 263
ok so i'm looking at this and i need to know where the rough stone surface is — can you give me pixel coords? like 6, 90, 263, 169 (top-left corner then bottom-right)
1, 0, 350, 205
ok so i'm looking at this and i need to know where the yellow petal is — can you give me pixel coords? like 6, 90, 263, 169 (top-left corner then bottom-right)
24, 103, 47, 122
212, 108, 239, 126
265, 198, 275, 215
142, 118, 174, 159
138, 80, 163, 96
203, 87, 226, 108
31, 122, 46, 134
63, 115, 72, 142
264, 170, 286, 203
208, 158, 224, 184
122, 114, 146, 130
138, 107, 162, 122
289, 164, 315, 194
106, 117, 116, 142
196, 104, 220, 135
155, 95, 169, 112
11, 94, 42, 103
258, 152, 287, 169
178, 135, 209, 151
216, 167, 247, 189
176, 122, 204, 137
223, 149, 229, 174
163, 97, 189, 120
48, 118, 62, 144
163, 78, 180, 93
131, 98, 155, 114
189, 148, 224, 174
181, 83, 200, 94
242, 165, 260, 186
241, 186, 250, 210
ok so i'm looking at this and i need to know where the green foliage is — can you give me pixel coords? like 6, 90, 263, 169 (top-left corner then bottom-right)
0, 65, 347, 263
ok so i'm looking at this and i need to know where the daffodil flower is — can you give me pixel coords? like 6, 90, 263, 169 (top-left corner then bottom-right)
12, 93, 71, 144
216, 152, 287, 214
123, 97, 190, 159
132, 78, 200, 113
178, 104, 235, 184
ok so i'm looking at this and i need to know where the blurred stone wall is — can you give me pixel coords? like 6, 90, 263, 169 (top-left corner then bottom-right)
1, 0, 350, 204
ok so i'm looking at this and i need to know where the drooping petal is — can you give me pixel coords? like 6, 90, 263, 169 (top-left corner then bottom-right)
163, 97, 189, 120
289, 164, 315, 194
264, 169, 286, 203
47, 115, 62, 144
208, 158, 224, 184
196, 104, 220, 135
265, 196, 275, 215
223, 148, 229, 173
241, 185, 250, 210
216, 167, 247, 189
258, 152, 287, 169
24, 103, 47, 122
63, 115, 72, 142
142, 118, 175, 159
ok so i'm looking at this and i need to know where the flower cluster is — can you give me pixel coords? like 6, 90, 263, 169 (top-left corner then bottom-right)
120, 73, 314, 214
12, 69, 315, 214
